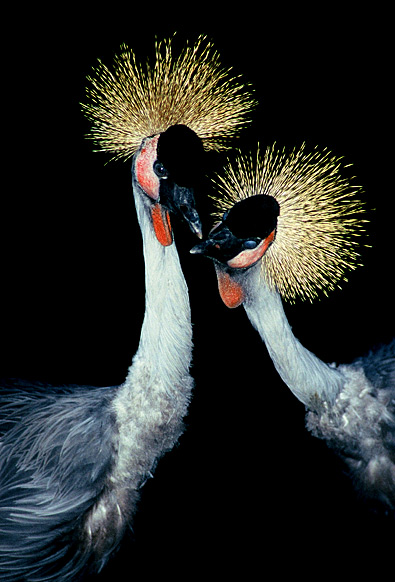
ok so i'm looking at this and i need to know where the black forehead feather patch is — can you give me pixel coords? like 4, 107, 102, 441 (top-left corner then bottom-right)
225, 195, 280, 240
157, 124, 205, 186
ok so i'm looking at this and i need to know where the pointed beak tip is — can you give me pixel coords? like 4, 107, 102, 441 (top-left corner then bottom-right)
190, 244, 202, 255
189, 220, 203, 240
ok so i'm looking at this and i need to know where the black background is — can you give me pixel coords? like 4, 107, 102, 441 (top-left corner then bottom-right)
1, 6, 394, 579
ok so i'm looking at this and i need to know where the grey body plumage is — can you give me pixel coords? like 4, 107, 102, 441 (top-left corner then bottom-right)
306, 340, 395, 509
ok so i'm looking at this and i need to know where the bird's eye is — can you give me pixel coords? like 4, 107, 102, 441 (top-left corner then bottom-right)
222, 210, 229, 221
243, 239, 258, 249
154, 161, 168, 178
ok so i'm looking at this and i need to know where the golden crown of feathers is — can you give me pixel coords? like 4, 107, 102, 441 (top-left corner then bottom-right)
211, 144, 368, 302
82, 35, 257, 160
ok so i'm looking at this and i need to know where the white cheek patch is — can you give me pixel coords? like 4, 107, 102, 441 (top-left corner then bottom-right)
227, 230, 276, 269
227, 239, 267, 269
135, 135, 160, 199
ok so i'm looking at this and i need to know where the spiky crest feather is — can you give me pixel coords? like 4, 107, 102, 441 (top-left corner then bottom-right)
82, 35, 256, 160
211, 143, 368, 302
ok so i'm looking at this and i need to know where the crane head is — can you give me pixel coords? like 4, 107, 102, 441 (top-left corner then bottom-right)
134, 125, 204, 246
191, 195, 279, 307
194, 144, 367, 303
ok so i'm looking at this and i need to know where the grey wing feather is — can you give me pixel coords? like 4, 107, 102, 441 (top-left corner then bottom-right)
356, 339, 395, 397
0, 380, 118, 581
358, 338, 395, 465
358, 338, 395, 396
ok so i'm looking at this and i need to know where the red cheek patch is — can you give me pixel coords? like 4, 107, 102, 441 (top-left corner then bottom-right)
135, 135, 160, 200
215, 266, 245, 308
151, 203, 173, 246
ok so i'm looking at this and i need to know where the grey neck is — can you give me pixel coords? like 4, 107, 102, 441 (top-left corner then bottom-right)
126, 180, 193, 391
242, 264, 344, 410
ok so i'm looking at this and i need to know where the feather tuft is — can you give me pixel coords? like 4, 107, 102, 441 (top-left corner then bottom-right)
82, 35, 256, 160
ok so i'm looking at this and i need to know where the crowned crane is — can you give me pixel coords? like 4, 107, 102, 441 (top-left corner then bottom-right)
191, 143, 395, 513
0, 36, 255, 581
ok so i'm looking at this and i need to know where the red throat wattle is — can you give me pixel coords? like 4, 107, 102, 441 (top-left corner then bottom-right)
215, 266, 245, 308
151, 203, 173, 246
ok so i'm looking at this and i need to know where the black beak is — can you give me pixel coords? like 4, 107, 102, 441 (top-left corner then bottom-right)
190, 222, 240, 261
163, 184, 203, 239
190, 236, 218, 257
